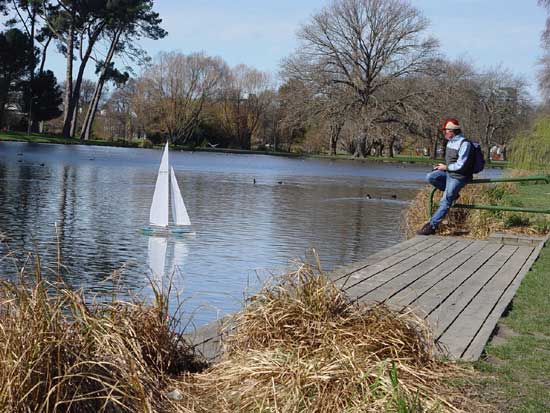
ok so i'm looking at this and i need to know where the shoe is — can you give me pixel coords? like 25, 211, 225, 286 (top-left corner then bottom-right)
417, 222, 436, 235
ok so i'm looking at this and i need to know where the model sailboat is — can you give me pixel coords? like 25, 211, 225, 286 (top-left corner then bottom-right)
143, 142, 191, 234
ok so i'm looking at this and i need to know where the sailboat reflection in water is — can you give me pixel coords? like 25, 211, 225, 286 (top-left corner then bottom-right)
143, 142, 192, 235
147, 236, 189, 281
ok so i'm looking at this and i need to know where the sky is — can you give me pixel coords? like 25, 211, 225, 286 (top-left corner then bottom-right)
138, 0, 548, 100
3, 0, 548, 99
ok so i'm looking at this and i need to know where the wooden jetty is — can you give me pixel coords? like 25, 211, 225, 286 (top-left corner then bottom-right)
189, 232, 548, 362
329, 232, 548, 360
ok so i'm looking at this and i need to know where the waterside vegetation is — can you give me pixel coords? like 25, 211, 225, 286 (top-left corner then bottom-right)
0, 250, 487, 412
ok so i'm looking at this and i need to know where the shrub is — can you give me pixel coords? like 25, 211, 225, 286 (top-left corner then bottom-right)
139, 138, 154, 149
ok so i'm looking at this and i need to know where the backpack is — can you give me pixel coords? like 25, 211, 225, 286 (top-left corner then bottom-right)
467, 140, 485, 174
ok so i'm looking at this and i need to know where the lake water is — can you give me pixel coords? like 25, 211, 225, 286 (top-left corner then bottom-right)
0, 141, 499, 325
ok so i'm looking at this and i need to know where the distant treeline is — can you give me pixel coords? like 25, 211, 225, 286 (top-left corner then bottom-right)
0, 0, 539, 158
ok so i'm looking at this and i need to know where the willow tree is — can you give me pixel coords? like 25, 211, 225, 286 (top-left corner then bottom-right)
510, 116, 550, 173
283, 0, 439, 157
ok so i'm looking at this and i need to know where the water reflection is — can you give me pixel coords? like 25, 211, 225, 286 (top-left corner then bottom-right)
147, 236, 168, 280
147, 236, 190, 281
0, 141, 501, 326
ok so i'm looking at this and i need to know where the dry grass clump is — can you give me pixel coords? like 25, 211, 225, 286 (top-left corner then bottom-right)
400, 181, 542, 239
0, 255, 206, 412
176, 263, 478, 412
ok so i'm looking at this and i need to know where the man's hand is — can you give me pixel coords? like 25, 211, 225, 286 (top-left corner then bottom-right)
433, 163, 447, 171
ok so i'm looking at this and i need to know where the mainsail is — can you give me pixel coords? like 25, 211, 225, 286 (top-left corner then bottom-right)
149, 143, 170, 227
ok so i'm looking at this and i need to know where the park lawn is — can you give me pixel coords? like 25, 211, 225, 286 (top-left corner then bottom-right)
0, 130, 139, 147
472, 183, 550, 412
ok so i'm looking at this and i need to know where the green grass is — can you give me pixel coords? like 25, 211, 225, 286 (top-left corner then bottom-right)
471, 184, 550, 412
0, 130, 139, 147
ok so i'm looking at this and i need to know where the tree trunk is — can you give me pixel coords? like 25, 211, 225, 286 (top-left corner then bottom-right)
62, 23, 75, 138
329, 135, 337, 155
328, 120, 342, 156
431, 138, 438, 160
27, 10, 37, 135
388, 137, 396, 157
80, 30, 122, 140
376, 141, 384, 157
38, 35, 52, 75
80, 76, 105, 140
353, 135, 367, 157
64, 24, 104, 138
0, 97, 6, 129
67, 52, 93, 138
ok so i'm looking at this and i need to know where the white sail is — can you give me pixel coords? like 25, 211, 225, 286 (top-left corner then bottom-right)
149, 142, 170, 227
147, 236, 167, 280
170, 166, 191, 226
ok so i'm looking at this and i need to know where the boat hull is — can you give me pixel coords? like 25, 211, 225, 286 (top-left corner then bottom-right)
141, 226, 193, 236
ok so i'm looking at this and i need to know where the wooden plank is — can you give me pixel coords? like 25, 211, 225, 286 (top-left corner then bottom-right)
344, 238, 457, 300
388, 240, 488, 308
460, 236, 548, 361
334, 237, 442, 289
328, 236, 421, 282
409, 243, 503, 316
361, 239, 474, 303
334, 237, 440, 285
439, 245, 533, 359
426, 245, 518, 337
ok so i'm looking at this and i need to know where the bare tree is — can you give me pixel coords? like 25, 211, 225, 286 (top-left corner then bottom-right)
276, 79, 313, 151
283, 0, 439, 157
218, 64, 273, 149
402, 59, 478, 159
474, 67, 530, 158
139, 51, 227, 144
277, 77, 355, 155
101, 80, 137, 140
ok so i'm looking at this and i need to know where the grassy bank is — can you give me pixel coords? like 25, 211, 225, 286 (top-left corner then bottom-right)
473, 240, 550, 412
0, 130, 134, 147
469, 183, 550, 412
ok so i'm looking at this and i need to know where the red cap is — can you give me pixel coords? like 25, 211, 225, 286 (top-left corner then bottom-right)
441, 118, 460, 131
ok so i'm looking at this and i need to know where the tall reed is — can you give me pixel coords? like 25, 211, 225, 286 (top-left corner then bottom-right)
0, 248, 206, 413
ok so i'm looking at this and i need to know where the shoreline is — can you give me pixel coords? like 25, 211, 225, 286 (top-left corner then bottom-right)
0, 131, 508, 168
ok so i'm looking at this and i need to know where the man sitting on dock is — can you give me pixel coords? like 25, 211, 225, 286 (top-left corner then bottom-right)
417, 119, 473, 236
